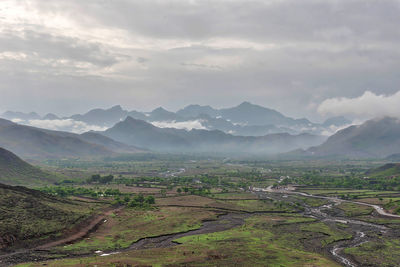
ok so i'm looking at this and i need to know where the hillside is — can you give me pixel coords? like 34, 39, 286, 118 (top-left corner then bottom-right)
79, 132, 145, 154
366, 163, 400, 178
0, 183, 101, 250
0, 118, 125, 159
0, 147, 56, 185
102, 117, 325, 154
305, 117, 400, 159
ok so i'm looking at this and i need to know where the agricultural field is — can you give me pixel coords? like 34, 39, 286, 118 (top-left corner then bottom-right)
2, 158, 400, 267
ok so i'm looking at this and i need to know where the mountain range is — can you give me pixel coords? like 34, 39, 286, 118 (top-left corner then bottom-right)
1, 102, 351, 136
0, 115, 326, 158
101, 116, 326, 154
3, 103, 400, 159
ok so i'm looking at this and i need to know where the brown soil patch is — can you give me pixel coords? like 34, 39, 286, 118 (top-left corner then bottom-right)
37, 207, 122, 249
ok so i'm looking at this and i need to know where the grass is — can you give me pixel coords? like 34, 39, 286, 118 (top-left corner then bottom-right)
293, 195, 329, 207
300, 222, 352, 246
157, 195, 298, 212
0, 183, 103, 249
19, 214, 341, 267
54, 206, 217, 254
353, 215, 400, 227
0, 147, 59, 186
220, 199, 298, 212
211, 192, 258, 199
344, 239, 400, 267
336, 202, 374, 217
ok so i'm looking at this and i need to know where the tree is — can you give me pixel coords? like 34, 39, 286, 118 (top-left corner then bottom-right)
87, 174, 101, 183
177, 188, 182, 194
134, 193, 145, 203
124, 196, 131, 203
100, 175, 114, 184
128, 200, 138, 207
145, 196, 155, 204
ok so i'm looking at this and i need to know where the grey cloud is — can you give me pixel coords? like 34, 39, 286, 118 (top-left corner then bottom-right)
318, 90, 400, 119
0, 29, 122, 67
1, 0, 400, 121
136, 57, 148, 63
32, 0, 400, 43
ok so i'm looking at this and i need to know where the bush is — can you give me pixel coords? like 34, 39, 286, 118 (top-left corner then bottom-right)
145, 196, 155, 204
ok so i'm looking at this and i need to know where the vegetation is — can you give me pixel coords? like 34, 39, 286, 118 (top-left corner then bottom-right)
52, 207, 216, 254
86, 174, 114, 184
344, 239, 400, 267
0, 183, 103, 250
39, 186, 121, 198
4, 157, 400, 267
20, 214, 341, 267
0, 147, 57, 185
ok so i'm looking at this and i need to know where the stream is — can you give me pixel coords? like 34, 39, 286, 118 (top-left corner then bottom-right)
0, 212, 249, 266
254, 186, 394, 267
1, 186, 396, 267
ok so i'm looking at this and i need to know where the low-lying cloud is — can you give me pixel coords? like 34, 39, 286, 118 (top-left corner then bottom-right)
318, 91, 400, 119
22, 119, 108, 133
151, 120, 206, 131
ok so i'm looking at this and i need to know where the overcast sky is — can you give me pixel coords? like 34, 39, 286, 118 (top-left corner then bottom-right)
1, 0, 400, 121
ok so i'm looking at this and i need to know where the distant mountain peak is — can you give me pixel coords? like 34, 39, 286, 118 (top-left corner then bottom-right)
232, 101, 277, 112
43, 113, 59, 120
121, 116, 154, 127
238, 101, 253, 106
109, 105, 123, 111
152, 107, 169, 113
124, 116, 140, 123
185, 104, 213, 108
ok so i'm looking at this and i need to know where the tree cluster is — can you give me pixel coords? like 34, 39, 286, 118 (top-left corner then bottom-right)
87, 174, 114, 184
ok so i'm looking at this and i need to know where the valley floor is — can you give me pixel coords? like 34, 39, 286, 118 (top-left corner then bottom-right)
2, 158, 400, 267
2, 188, 400, 267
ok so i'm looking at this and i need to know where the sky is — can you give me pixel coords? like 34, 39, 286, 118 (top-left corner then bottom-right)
1, 0, 400, 121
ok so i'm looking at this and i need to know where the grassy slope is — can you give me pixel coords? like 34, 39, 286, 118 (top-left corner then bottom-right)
367, 163, 400, 178
0, 147, 57, 185
0, 183, 103, 250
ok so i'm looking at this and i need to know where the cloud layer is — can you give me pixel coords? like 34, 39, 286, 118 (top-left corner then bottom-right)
151, 120, 206, 131
1, 0, 400, 120
318, 91, 400, 119
12, 118, 108, 133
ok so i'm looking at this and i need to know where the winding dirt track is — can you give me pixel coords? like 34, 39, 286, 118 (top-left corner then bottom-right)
0, 206, 122, 266
0, 206, 249, 266
38, 207, 123, 249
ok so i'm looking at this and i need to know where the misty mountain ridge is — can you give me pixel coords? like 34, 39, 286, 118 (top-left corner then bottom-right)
1, 102, 351, 136
3, 114, 400, 159
101, 116, 326, 155
0, 118, 142, 160
299, 117, 400, 159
